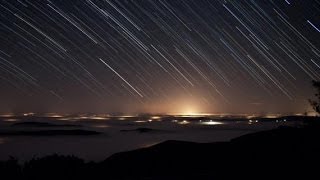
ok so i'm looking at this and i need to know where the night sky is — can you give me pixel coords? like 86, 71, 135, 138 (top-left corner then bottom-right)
0, 0, 319, 114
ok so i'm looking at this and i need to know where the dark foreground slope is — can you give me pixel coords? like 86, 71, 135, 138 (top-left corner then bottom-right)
1, 120, 320, 180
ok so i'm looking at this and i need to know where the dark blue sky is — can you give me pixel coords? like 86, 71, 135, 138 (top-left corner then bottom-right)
0, 0, 319, 114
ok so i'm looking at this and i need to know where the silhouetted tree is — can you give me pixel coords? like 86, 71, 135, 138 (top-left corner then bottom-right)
0, 156, 21, 179
309, 80, 320, 115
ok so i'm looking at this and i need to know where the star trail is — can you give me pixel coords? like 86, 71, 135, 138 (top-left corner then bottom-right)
0, 0, 319, 114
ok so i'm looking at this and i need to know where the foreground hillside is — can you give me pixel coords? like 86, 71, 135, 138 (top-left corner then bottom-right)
1, 118, 320, 179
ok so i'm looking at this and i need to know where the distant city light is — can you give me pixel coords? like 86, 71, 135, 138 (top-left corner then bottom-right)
178, 120, 190, 124
199, 121, 224, 125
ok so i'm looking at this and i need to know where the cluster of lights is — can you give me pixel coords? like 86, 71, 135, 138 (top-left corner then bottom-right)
177, 120, 190, 125
2, 119, 19, 122
23, 112, 35, 116
0, 114, 15, 117
275, 119, 287, 123
199, 120, 224, 125
248, 120, 259, 124
134, 120, 148, 123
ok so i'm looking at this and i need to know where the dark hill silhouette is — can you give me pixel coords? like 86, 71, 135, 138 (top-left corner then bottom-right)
100, 126, 320, 179
1, 122, 320, 179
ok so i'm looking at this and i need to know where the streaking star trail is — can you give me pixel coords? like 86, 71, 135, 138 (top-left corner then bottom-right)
0, 0, 319, 114
99, 58, 143, 98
